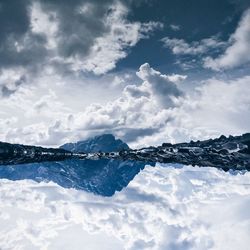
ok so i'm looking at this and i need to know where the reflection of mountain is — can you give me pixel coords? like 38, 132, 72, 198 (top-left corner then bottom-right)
0, 134, 147, 196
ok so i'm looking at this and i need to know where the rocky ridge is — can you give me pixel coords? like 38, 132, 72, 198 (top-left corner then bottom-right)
0, 133, 250, 171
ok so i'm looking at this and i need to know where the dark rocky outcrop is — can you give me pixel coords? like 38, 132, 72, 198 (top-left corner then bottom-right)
0, 133, 250, 171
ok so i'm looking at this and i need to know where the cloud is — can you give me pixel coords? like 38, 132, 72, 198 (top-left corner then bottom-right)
0, 68, 27, 97
0, 0, 162, 81
1, 63, 249, 148
134, 75, 250, 147
169, 24, 181, 31
72, 68, 249, 147
136, 63, 185, 106
0, 63, 187, 146
0, 0, 30, 53
76, 3, 163, 74
30, 1, 59, 50
161, 36, 225, 55
0, 164, 250, 249
66, 63, 186, 144
0, 0, 107, 70
124, 84, 150, 98
204, 8, 250, 70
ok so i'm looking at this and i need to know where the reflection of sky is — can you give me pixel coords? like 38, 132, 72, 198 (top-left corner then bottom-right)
1, 163, 250, 250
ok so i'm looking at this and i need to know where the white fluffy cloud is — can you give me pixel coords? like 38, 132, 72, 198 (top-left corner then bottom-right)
29, 0, 162, 75
78, 3, 163, 75
68, 63, 187, 144
0, 164, 250, 250
204, 8, 250, 70
0, 63, 186, 146
135, 63, 185, 106
0, 63, 249, 148
67, 65, 250, 147
161, 36, 225, 55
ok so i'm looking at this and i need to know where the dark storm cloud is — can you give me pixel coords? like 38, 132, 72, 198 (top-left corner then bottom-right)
0, 0, 114, 69
0, 0, 136, 97
0, 74, 26, 97
0, 0, 46, 67
0, 33, 48, 68
0, 0, 159, 85
1, 86, 15, 97
0, 0, 30, 43
40, 0, 115, 58
0, 0, 146, 68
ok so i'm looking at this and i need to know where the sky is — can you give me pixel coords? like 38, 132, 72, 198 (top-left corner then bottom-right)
0, 0, 250, 147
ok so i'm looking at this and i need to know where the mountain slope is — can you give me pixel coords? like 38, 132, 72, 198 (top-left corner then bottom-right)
61, 134, 129, 153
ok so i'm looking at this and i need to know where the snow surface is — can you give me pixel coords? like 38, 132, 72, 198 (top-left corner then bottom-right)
0, 164, 250, 250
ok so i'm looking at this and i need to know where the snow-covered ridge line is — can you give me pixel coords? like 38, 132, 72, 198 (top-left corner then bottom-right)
0, 133, 250, 171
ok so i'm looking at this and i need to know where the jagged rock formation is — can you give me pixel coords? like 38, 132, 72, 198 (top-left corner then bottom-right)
0, 133, 250, 171
125, 133, 250, 171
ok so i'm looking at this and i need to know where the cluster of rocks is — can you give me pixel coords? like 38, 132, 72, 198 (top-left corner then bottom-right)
121, 133, 250, 171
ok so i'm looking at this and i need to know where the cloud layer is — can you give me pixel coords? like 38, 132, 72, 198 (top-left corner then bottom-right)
0, 62, 249, 148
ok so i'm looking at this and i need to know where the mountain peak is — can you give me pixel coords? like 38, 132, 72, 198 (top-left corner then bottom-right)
60, 134, 129, 153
